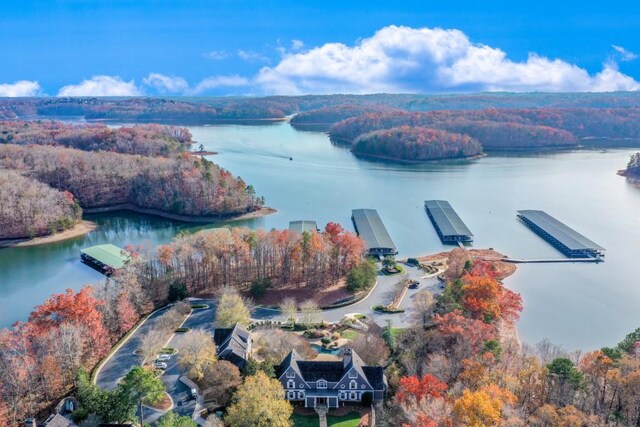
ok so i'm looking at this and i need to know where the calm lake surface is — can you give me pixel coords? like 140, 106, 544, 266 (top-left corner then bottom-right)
1, 122, 640, 350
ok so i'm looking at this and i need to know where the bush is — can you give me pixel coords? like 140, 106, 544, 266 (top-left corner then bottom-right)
160, 347, 177, 354
331, 332, 341, 340
71, 408, 88, 424
251, 277, 272, 298
321, 337, 332, 345
372, 305, 405, 314
168, 281, 189, 302
346, 259, 377, 292
361, 391, 373, 406
175, 327, 190, 333
407, 258, 420, 266
190, 303, 208, 309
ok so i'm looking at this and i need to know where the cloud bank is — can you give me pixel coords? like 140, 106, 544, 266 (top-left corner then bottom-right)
143, 73, 189, 94
256, 25, 640, 94
58, 76, 142, 96
0, 80, 41, 97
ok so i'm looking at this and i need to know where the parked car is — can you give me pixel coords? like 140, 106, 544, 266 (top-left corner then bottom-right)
190, 388, 197, 398
408, 280, 420, 289
153, 361, 168, 370
156, 354, 171, 362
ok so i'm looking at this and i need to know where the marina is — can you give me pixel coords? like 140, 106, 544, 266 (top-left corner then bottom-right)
424, 200, 474, 244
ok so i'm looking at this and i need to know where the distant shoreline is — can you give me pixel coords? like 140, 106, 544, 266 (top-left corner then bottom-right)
0, 220, 97, 248
352, 151, 486, 164
83, 204, 277, 223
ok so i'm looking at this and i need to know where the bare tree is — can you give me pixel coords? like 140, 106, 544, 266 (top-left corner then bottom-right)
279, 297, 297, 325
349, 332, 390, 365
300, 300, 321, 327
215, 287, 251, 327
445, 248, 470, 281
201, 360, 242, 406
139, 328, 167, 363
255, 329, 315, 364
411, 290, 435, 328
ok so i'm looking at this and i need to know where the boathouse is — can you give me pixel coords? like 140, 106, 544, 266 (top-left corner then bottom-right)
289, 220, 319, 233
517, 210, 605, 258
424, 200, 474, 244
351, 209, 397, 256
80, 244, 130, 274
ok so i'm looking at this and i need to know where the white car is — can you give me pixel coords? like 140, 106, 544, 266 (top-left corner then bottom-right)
153, 361, 168, 370
156, 354, 171, 362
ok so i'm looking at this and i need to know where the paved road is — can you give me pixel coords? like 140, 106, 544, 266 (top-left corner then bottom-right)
253, 264, 443, 328
95, 265, 439, 423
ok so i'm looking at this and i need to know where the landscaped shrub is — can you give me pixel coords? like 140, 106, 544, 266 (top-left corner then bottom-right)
321, 337, 332, 345
168, 281, 188, 302
175, 327, 190, 333
331, 332, 341, 340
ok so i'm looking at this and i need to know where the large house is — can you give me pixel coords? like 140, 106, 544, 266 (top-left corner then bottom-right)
275, 348, 386, 408
214, 323, 252, 370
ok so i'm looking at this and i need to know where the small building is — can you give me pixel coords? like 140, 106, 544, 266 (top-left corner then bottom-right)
424, 200, 473, 244
276, 348, 386, 409
214, 323, 252, 370
289, 220, 319, 233
517, 210, 605, 258
351, 209, 397, 256
80, 244, 130, 274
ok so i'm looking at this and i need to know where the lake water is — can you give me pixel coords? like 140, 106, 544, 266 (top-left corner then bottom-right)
1, 122, 639, 351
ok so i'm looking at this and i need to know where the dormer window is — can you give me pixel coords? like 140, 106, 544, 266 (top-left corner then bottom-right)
348, 371, 357, 379
349, 380, 357, 390
317, 379, 327, 389
287, 380, 295, 389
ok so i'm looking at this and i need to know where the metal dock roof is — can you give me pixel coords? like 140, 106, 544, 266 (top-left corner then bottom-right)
424, 200, 473, 241
289, 220, 318, 233
517, 210, 605, 253
351, 209, 397, 254
80, 244, 130, 269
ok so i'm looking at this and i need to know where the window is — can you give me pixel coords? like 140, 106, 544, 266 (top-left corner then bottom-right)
340, 384, 345, 389
361, 384, 366, 389
339, 391, 347, 400
287, 391, 295, 400
286, 371, 295, 378
287, 380, 295, 389
317, 380, 327, 389
348, 370, 357, 379
299, 384, 305, 388
349, 392, 356, 400
349, 380, 357, 390
298, 391, 305, 399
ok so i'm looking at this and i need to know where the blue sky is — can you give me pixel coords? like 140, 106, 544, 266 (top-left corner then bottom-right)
1, 0, 639, 96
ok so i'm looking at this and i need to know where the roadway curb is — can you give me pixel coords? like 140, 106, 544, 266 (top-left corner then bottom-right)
92, 303, 174, 385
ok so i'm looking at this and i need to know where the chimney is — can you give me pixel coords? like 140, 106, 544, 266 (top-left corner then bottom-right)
25, 418, 37, 427
343, 348, 353, 368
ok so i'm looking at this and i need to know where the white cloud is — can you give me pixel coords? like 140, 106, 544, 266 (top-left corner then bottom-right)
0, 80, 41, 97
238, 50, 270, 63
58, 75, 142, 96
188, 75, 250, 95
142, 73, 189, 94
612, 45, 638, 62
291, 39, 304, 51
256, 25, 640, 94
204, 50, 229, 60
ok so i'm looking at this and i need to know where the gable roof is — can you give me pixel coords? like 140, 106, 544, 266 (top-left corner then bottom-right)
276, 348, 383, 389
43, 413, 77, 427
214, 323, 250, 368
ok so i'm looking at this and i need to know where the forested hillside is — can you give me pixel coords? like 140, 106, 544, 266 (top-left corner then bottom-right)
0, 170, 81, 239
0, 121, 192, 156
0, 145, 261, 218
352, 126, 482, 161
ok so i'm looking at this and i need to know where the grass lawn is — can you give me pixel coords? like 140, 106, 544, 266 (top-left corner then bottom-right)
341, 329, 359, 340
293, 412, 361, 427
328, 412, 361, 426
390, 327, 405, 339
292, 413, 319, 427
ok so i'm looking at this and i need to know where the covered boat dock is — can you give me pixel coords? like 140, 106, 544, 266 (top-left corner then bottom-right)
289, 220, 319, 233
80, 244, 130, 274
351, 209, 398, 256
517, 210, 605, 258
424, 200, 473, 244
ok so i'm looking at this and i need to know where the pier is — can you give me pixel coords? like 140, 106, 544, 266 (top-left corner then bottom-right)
351, 209, 398, 256
502, 257, 602, 264
517, 210, 605, 258
424, 200, 473, 244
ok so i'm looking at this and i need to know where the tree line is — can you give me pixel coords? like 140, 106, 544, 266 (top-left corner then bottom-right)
352, 125, 482, 161
379, 249, 640, 426
0, 120, 193, 157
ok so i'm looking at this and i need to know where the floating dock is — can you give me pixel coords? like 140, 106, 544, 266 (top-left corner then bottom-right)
351, 209, 398, 256
424, 200, 474, 244
517, 210, 605, 258
289, 220, 318, 233
81, 244, 130, 274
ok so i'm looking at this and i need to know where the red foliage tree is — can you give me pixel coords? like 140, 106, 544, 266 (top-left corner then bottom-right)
396, 374, 448, 404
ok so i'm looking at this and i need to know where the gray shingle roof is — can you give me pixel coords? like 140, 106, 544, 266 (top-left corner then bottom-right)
424, 200, 473, 238
517, 210, 604, 252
